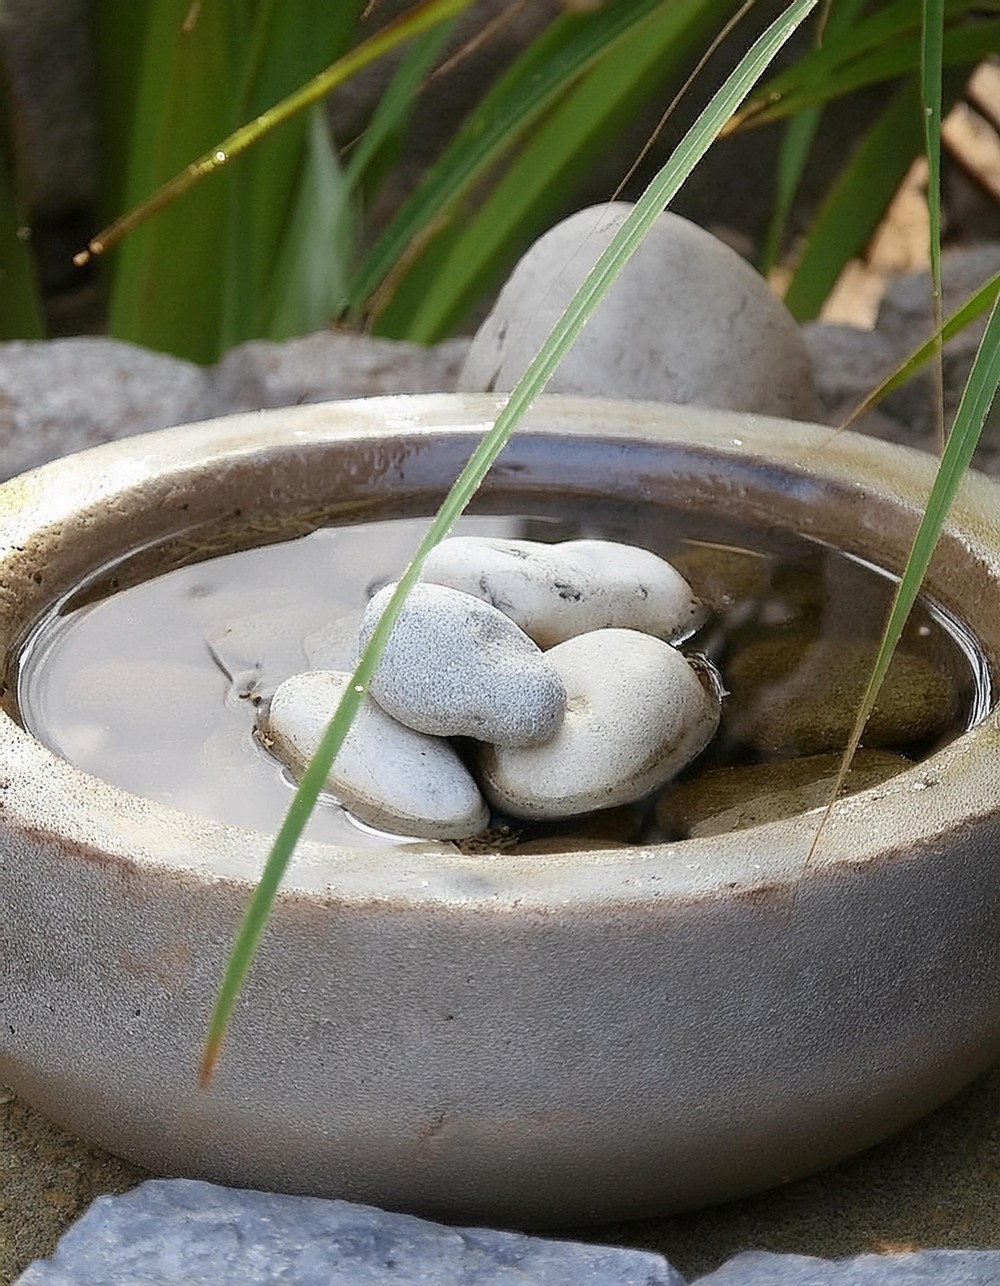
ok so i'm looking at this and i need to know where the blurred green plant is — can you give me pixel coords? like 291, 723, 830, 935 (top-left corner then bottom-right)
3, 0, 999, 363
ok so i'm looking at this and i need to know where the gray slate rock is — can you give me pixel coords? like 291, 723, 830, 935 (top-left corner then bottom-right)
691, 1248, 1000, 1284
0, 338, 212, 483
14, 1178, 685, 1285
210, 331, 469, 413
805, 242, 1000, 472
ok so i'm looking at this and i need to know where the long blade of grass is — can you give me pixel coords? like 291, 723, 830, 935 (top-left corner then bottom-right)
805, 288, 1000, 874
842, 269, 1000, 427
342, 19, 458, 195
78, 0, 470, 271
730, 0, 999, 132
200, 0, 821, 1087
257, 103, 355, 337
218, 2, 364, 351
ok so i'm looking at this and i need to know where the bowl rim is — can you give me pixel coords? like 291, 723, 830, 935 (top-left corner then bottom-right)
1, 391, 998, 908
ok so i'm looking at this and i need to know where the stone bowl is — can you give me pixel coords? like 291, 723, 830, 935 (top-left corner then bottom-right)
1, 394, 999, 1227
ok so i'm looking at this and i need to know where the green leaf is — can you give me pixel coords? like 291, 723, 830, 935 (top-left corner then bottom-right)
921, 0, 945, 449
201, 0, 821, 1087
346, 0, 669, 320
818, 287, 1000, 844
259, 104, 356, 337
89, 0, 467, 361
378, 0, 734, 342
342, 19, 458, 199
758, 0, 869, 277
782, 70, 964, 321
734, 0, 999, 130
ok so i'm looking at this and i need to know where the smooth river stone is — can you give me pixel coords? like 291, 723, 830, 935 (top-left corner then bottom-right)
360, 582, 566, 746
458, 202, 816, 419
265, 670, 488, 841
480, 629, 721, 819
421, 536, 704, 648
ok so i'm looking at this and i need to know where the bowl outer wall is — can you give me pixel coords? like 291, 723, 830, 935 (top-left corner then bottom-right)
1, 393, 999, 1224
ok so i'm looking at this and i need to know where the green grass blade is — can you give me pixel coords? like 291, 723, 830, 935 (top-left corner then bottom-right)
834, 289, 1000, 794
217, 2, 364, 350
95, 0, 238, 362
86, 0, 468, 362
258, 103, 356, 337
200, 0, 820, 1087
783, 77, 921, 319
382, 0, 733, 342
843, 269, 1000, 426
732, 0, 997, 130
342, 19, 458, 196
346, 0, 668, 319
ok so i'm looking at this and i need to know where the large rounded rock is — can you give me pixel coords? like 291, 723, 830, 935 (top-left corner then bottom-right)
360, 582, 566, 746
265, 670, 489, 841
458, 203, 816, 419
479, 628, 720, 819
420, 536, 703, 648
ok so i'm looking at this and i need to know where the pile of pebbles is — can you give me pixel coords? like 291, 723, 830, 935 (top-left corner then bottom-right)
262, 536, 722, 840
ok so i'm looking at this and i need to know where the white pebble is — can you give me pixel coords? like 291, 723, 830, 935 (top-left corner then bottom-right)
458, 202, 816, 419
265, 670, 489, 841
479, 629, 721, 819
421, 536, 703, 647
360, 582, 566, 746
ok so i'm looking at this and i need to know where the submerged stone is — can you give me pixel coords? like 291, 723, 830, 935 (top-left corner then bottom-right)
656, 750, 910, 839
725, 637, 958, 755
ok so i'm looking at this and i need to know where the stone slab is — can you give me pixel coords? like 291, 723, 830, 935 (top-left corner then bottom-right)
13, 1179, 685, 1286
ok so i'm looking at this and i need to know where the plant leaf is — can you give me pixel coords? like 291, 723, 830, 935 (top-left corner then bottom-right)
758, 0, 869, 277
732, 0, 999, 131
200, 0, 821, 1088
782, 71, 963, 321
346, 0, 669, 321
377, 0, 734, 342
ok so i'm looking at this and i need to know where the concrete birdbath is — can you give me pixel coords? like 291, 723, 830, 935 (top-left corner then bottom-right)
1, 393, 999, 1226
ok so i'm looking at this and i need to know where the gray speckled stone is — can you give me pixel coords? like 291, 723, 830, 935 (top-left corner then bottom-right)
0, 338, 211, 482
13, 1179, 687, 1285
360, 581, 566, 746
458, 203, 816, 419
690, 1248, 1000, 1284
